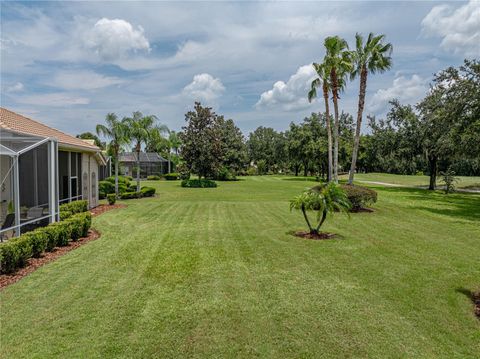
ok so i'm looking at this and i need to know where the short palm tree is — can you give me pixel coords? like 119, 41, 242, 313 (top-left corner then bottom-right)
125, 112, 158, 191
167, 131, 181, 173
323, 36, 353, 183
348, 33, 392, 184
96, 113, 129, 196
308, 62, 333, 182
290, 183, 351, 235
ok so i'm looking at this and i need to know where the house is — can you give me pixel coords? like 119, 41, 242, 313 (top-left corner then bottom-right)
0, 108, 104, 239
118, 152, 169, 178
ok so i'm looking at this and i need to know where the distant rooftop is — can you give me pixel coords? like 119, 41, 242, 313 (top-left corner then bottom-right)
118, 152, 168, 163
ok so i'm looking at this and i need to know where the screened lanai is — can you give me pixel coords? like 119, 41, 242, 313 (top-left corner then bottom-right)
0, 128, 57, 240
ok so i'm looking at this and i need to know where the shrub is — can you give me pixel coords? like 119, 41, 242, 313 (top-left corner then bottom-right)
120, 191, 141, 199
165, 173, 179, 180
107, 194, 116, 205
246, 167, 257, 176
181, 179, 217, 188
59, 200, 88, 220
440, 169, 458, 194
339, 184, 377, 211
35, 225, 61, 252
22, 231, 48, 258
147, 175, 161, 180
50, 222, 71, 246
176, 163, 191, 180
127, 184, 137, 192
217, 167, 236, 181
99, 180, 115, 198
59, 210, 73, 221
140, 186, 156, 197
0, 237, 32, 274
105, 175, 131, 186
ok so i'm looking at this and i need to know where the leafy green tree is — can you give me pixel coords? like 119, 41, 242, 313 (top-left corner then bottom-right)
247, 127, 284, 172
290, 183, 350, 235
125, 112, 158, 191
76, 132, 106, 149
323, 36, 353, 182
180, 102, 224, 179
218, 117, 247, 174
348, 32, 393, 184
309, 62, 333, 181
96, 113, 129, 196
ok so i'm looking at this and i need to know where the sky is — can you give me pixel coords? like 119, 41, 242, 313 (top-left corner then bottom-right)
1, 1, 479, 137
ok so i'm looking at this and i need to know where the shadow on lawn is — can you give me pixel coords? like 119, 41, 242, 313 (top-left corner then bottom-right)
281, 177, 319, 182
377, 186, 480, 222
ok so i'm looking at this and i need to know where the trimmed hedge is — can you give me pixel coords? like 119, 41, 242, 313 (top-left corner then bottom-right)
181, 179, 217, 188
340, 184, 378, 210
99, 180, 114, 199
105, 175, 131, 185
120, 191, 141, 200
0, 212, 92, 274
107, 194, 116, 205
59, 200, 88, 220
147, 175, 161, 180
140, 186, 156, 197
165, 173, 179, 180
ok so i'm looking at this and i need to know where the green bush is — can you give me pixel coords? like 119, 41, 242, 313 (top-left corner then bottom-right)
35, 225, 61, 252
49, 222, 70, 246
107, 194, 116, 205
59, 210, 73, 221
339, 184, 377, 211
140, 186, 156, 197
217, 167, 236, 181
120, 191, 141, 199
246, 167, 257, 176
165, 173, 179, 180
124, 175, 133, 181
181, 179, 217, 188
65, 216, 83, 241
22, 231, 48, 258
0, 237, 32, 274
147, 175, 161, 180
105, 175, 131, 186
59, 200, 88, 220
99, 180, 115, 198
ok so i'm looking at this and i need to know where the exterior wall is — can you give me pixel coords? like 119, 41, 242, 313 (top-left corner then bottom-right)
81, 153, 99, 209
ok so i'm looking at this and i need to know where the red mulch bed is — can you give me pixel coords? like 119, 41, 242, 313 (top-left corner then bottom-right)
0, 229, 100, 290
293, 231, 338, 240
474, 291, 480, 319
90, 203, 127, 217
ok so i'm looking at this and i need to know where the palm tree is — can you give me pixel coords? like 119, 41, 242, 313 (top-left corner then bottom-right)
168, 131, 182, 173
348, 33, 392, 184
96, 113, 129, 196
125, 112, 157, 191
290, 183, 350, 235
308, 62, 333, 182
148, 125, 171, 172
323, 36, 353, 183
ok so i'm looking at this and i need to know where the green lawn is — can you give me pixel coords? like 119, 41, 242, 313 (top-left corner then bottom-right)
1, 176, 479, 358
340, 172, 480, 189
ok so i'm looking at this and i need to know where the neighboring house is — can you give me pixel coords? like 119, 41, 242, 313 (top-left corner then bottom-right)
118, 152, 168, 178
0, 108, 105, 239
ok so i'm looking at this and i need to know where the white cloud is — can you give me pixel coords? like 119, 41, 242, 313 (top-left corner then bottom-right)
368, 74, 428, 113
83, 18, 150, 61
6, 82, 25, 92
50, 70, 124, 90
256, 64, 316, 111
421, 0, 480, 57
182, 73, 225, 104
17, 93, 90, 106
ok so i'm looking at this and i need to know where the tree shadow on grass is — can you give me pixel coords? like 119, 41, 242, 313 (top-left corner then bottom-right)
377, 186, 480, 222
281, 177, 319, 182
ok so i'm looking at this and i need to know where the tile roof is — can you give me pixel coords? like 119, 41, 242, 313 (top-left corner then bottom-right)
0, 107, 99, 152
119, 152, 168, 163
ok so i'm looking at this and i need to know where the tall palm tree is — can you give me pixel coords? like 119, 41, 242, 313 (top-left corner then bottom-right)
148, 125, 171, 173
323, 36, 353, 183
308, 62, 333, 182
348, 33, 393, 184
125, 112, 157, 191
168, 131, 182, 173
96, 113, 129, 196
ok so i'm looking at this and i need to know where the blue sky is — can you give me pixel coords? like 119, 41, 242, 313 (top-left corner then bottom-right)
1, 1, 479, 136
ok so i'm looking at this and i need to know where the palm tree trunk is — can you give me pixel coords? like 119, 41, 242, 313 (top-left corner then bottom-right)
331, 70, 340, 183
114, 151, 119, 196
348, 67, 367, 185
323, 84, 333, 182
168, 152, 171, 173
301, 206, 313, 233
315, 209, 328, 233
